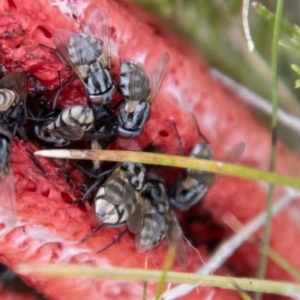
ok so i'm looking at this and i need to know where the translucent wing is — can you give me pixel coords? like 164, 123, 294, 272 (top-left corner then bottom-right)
193, 144, 214, 160
135, 203, 165, 252
84, 9, 111, 67
54, 30, 75, 64
165, 210, 187, 267
54, 29, 83, 77
127, 191, 146, 234
149, 52, 169, 102
209, 142, 245, 186
186, 143, 215, 185
0, 170, 17, 226
45, 125, 85, 140
104, 167, 135, 205
100, 165, 145, 233
0, 72, 27, 100
128, 63, 151, 102
223, 142, 245, 164
54, 29, 100, 80
81, 132, 109, 140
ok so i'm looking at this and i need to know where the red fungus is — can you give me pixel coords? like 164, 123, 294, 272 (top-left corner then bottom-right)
0, 0, 300, 299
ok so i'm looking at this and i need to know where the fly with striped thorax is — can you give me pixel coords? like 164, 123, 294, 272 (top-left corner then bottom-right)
54, 9, 116, 120
78, 160, 188, 266
118, 53, 169, 138
171, 116, 245, 211
78, 162, 147, 248
136, 178, 188, 267
34, 105, 109, 147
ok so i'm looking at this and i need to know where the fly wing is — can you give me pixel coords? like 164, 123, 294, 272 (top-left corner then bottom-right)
0, 171, 17, 227
54, 29, 96, 80
101, 166, 145, 232
128, 63, 151, 102
45, 125, 85, 140
208, 142, 245, 186
165, 210, 188, 267
84, 9, 111, 68
126, 191, 146, 234
81, 132, 109, 140
104, 167, 135, 205
223, 142, 245, 164
188, 143, 215, 185
135, 204, 165, 252
0, 72, 27, 100
54, 29, 82, 75
149, 52, 169, 102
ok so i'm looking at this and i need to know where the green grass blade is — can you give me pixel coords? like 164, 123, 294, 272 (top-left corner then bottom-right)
155, 246, 175, 300
252, 2, 295, 35
35, 150, 300, 190
256, 1, 284, 300
16, 263, 300, 297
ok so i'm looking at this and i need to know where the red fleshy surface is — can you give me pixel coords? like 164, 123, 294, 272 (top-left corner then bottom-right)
1, 0, 300, 299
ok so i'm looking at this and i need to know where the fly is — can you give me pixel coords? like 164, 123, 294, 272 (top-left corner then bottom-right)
54, 9, 116, 108
171, 118, 245, 211
94, 162, 146, 234
136, 180, 187, 267
35, 105, 108, 146
0, 71, 28, 137
118, 52, 169, 138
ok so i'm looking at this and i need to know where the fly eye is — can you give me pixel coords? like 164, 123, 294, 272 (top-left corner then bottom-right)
131, 178, 138, 188
134, 165, 141, 175
180, 189, 189, 196
121, 163, 128, 170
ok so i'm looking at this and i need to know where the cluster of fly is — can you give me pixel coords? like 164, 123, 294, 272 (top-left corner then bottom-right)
0, 8, 245, 267
76, 129, 244, 267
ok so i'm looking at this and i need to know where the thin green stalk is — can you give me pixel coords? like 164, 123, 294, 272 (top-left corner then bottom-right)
16, 263, 300, 297
252, 2, 296, 35
226, 212, 300, 281
143, 258, 147, 300
35, 150, 300, 190
155, 246, 175, 300
263, 246, 300, 281
256, 1, 284, 300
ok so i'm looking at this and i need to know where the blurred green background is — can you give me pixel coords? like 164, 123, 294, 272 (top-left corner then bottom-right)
133, 0, 300, 151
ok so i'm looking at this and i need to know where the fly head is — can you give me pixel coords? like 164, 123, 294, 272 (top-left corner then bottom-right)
120, 162, 146, 191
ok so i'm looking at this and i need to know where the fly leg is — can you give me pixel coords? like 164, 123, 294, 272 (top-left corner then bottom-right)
80, 223, 105, 243
71, 169, 112, 205
97, 228, 129, 254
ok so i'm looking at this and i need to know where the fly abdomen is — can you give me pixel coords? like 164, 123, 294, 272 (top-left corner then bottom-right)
135, 197, 165, 252
137, 212, 165, 251
0, 89, 19, 111
35, 122, 68, 146
95, 199, 125, 224
95, 186, 133, 224
55, 105, 94, 131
